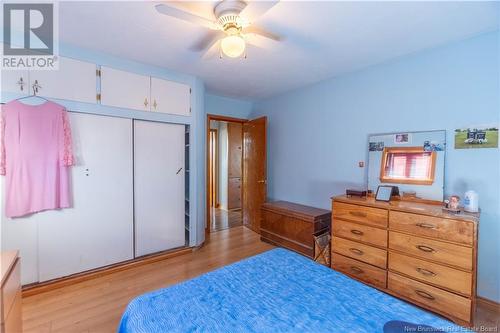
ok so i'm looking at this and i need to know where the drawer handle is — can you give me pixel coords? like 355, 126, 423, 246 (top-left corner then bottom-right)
415, 289, 435, 301
349, 248, 364, 256
350, 266, 364, 274
416, 245, 435, 253
416, 267, 436, 277
350, 229, 364, 236
416, 223, 436, 229
349, 211, 367, 218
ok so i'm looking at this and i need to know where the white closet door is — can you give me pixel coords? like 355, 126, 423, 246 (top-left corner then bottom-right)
1, 215, 39, 285
101, 67, 151, 111
31, 57, 97, 103
37, 113, 134, 282
150, 77, 190, 116
134, 120, 185, 257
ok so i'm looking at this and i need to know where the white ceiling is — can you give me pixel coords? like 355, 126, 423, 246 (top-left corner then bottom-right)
59, 1, 499, 100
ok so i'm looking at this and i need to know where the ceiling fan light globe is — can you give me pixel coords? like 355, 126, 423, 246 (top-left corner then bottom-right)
221, 35, 246, 58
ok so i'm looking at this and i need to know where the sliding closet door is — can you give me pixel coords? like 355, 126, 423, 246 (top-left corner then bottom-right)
134, 121, 185, 257
37, 113, 134, 282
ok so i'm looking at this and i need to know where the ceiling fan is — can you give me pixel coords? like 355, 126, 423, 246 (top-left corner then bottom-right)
155, 0, 283, 59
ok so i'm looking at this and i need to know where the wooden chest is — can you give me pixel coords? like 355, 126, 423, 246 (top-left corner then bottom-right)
260, 201, 331, 258
331, 196, 479, 326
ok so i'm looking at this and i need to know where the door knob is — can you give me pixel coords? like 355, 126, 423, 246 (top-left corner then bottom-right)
257, 180, 267, 184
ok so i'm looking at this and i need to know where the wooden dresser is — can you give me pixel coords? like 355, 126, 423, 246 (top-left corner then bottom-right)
261, 201, 331, 258
1, 251, 22, 333
331, 196, 478, 326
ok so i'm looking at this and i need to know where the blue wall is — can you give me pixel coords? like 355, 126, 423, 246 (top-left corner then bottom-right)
205, 93, 253, 119
252, 31, 500, 302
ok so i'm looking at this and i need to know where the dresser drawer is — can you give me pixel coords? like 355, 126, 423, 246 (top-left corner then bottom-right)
389, 231, 473, 270
332, 253, 387, 289
1, 259, 20, 322
3, 291, 22, 333
389, 211, 474, 245
333, 202, 388, 228
332, 236, 387, 269
389, 252, 472, 296
388, 272, 471, 322
332, 220, 387, 248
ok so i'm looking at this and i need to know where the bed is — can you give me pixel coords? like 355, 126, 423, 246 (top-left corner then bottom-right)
119, 248, 467, 333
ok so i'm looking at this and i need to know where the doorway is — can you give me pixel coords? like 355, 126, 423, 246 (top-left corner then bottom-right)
206, 114, 267, 234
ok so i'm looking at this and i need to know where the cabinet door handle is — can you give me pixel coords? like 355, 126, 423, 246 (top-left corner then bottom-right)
144, 98, 149, 107
17, 77, 25, 91
415, 290, 435, 301
176, 167, 183, 175
349, 211, 367, 218
416, 267, 436, 277
416, 245, 435, 253
153, 99, 157, 110
32, 79, 42, 95
349, 248, 364, 256
350, 266, 363, 274
350, 229, 364, 236
416, 223, 435, 229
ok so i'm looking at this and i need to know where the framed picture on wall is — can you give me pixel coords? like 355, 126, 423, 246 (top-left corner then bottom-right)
454, 124, 499, 149
394, 133, 410, 144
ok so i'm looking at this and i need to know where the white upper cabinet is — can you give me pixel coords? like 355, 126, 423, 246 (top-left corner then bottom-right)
100, 66, 151, 111
30, 57, 97, 103
151, 77, 191, 116
1, 70, 29, 98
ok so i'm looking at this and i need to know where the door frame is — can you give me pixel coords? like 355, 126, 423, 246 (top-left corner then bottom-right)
209, 128, 219, 208
206, 114, 247, 235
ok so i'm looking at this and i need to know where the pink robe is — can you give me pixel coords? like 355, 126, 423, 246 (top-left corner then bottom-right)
0, 100, 74, 218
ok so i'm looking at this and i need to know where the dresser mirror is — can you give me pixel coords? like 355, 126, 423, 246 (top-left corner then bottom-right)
367, 130, 446, 201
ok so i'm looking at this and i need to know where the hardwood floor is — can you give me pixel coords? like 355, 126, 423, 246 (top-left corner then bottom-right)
210, 207, 243, 232
22, 226, 498, 332
22, 226, 272, 333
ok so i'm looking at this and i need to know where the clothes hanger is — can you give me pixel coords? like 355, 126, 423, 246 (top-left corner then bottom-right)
15, 80, 50, 104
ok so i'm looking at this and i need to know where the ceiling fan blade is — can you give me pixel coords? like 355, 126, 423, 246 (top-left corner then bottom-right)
240, 0, 279, 23
242, 26, 283, 42
155, 4, 218, 30
244, 33, 274, 49
202, 41, 222, 60
190, 31, 225, 52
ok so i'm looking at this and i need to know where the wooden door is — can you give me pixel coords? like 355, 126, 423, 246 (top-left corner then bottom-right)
134, 121, 186, 257
31, 57, 97, 103
227, 122, 242, 210
37, 113, 134, 282
150, 77, 191, 116
100, 66, 151, 111
243, 117, 267, 233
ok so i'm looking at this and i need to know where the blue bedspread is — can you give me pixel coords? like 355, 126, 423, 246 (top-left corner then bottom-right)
119, 248, 466, 333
